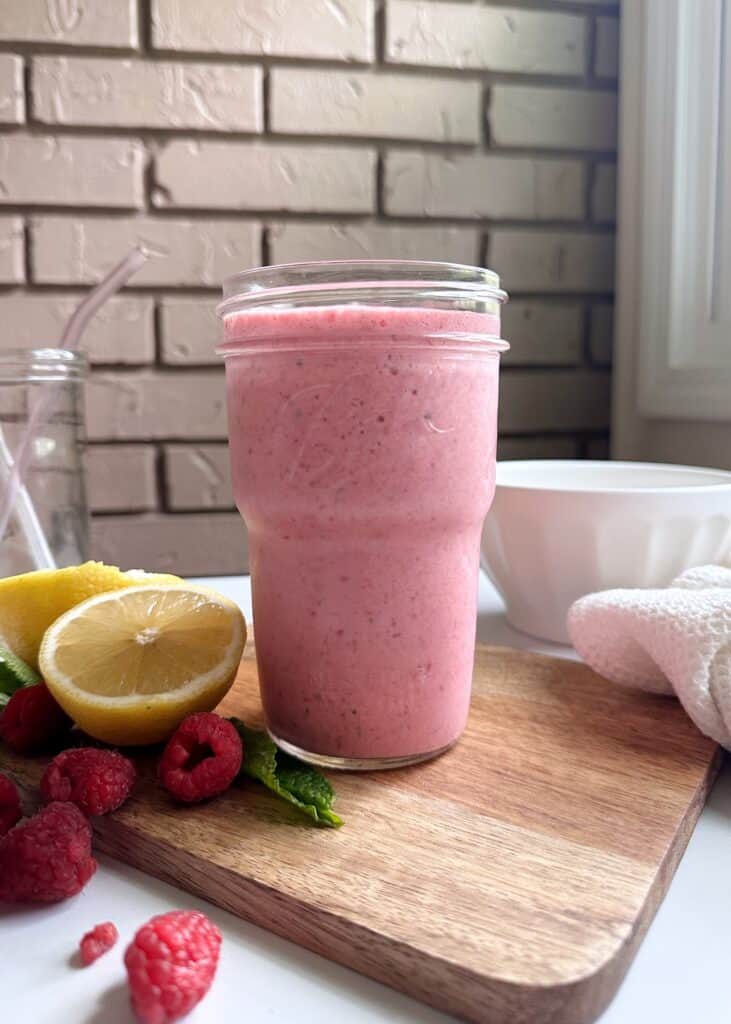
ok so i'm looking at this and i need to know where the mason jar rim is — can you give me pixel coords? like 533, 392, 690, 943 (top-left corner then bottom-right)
0, 347, 87, 382
217, 259, 507, 318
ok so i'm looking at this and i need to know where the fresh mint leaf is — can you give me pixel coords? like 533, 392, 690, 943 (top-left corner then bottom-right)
229, 719, 343, 828
0, 644, 40, 699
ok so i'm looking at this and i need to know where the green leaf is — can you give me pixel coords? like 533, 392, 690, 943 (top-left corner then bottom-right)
0, 644, 40, 698
229, 719, 343, 828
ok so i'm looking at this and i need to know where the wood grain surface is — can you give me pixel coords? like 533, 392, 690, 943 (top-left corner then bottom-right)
1, 644, 721, 1024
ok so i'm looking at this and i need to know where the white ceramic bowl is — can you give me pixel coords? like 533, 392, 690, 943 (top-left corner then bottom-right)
481, 460, 731, 644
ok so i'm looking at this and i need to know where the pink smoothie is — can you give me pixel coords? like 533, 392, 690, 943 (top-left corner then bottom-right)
221, 305, 503, 763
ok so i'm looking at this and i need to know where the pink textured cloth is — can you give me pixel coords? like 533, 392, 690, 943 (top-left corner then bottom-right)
568, 565, 731, 749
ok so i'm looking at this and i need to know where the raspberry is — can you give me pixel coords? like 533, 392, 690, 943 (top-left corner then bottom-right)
0, 682, 71, 754
80, 921, 119, 966
0, 772, 21, 836
42, 748, 135, 817
124, 910, 222, 1024
158, 713, 242, 804
0, 801, 96, 903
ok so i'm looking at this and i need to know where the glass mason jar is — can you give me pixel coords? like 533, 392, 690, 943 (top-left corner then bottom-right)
217, 261, 508, 770
0, 348, 89, 577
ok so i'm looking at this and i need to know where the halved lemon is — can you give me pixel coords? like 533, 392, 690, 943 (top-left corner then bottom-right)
39, 585, 246, 746
0, 562, 182, 669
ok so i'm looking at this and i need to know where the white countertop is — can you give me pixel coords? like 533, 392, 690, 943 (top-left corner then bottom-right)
3, 572, 729, 1022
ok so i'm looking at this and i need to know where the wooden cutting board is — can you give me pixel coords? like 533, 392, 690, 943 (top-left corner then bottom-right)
1, 644, 721, 1024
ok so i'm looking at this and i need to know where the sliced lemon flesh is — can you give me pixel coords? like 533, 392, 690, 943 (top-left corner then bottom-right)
39, 585, 246, 746
0, 561, 182, 669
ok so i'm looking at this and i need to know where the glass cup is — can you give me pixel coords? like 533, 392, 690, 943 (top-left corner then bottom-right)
0, 348, 89, 577
217, 261, 508, 769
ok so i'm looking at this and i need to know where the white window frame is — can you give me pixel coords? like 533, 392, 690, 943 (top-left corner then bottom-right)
623, 0, 731, 422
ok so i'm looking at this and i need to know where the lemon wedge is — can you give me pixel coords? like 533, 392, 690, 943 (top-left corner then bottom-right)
38, 584, 246, 746
0, 562, 182, 669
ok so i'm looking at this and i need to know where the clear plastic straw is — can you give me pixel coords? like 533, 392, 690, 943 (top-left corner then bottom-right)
0, 426, 55, 567
60, 247, 149, 349
0, 247, 150, 567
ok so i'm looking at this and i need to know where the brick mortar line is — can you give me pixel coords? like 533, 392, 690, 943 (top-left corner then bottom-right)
587, 10, 600, 79
145, 151, 163, 213
85, 360, 601, 372
152, 295, 163, 365
0, 283, 221, 296
138, 0, 152, 54
85, 364, 610, 378
12, 209, 265, 222
3, 132, 617, 160
584, 159, 598, 223
82, 358, 603, 370
6, 210, 617, 232
88, 439, 225, 446
20, 219, 31, 284
89, 438, 228, 446
10, 216, 616, 237
5, 47, 617, 90
85, 427, 608, 450
103, 429, 612, 442
375, 0, 386, 65
154, 442, 168, 512
498, 366, 613, 377
370, 61, 607, 89
376, 151, 386, 216
262, 66, 271, 134
20, 54, 32, 122
90, 509, 239, 518
2, 203, 145, 216
154, 507, 235, 515
0, 124, 620, 162
161, 214, 613, 231
0, 42, 139, 59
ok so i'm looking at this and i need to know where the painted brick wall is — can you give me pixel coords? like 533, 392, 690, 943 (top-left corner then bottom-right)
0, 0, 619, 575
